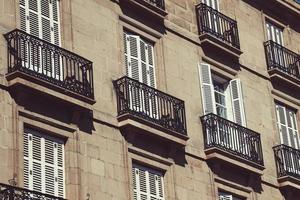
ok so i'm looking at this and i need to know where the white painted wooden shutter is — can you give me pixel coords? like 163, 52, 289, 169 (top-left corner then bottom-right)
276, 104, 300, 149
202, 0, 219, 10
19, 0, 61, 78
132, 165, 165, 200
20, 0, 61, 45
24, 129, 65, 198
124, 32, 156, 87
198, 63, 216, 115
266, 22, 283, 45
125, 33, 141, 81
219, 195, 233, 200
229, 79, 246, 126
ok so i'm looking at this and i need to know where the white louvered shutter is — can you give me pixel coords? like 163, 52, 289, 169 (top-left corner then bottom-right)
202, 0, 219, 10
229, 79, 246, 126
124, 32, 156, 87
23, 131, 32, 190
266, 22, 283, 46
20, 0, 61, 45
19, 0, 61, 78
198, 63, 216, 115
23, 129, 65, 198
125, 33, 141, 81
219, 195, 233, 200
132, 165, 165, 200
276, 104, 300, 149
124, 32, 157, 117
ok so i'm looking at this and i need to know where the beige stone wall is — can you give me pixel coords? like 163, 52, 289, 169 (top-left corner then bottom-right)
0, 0, 299, 200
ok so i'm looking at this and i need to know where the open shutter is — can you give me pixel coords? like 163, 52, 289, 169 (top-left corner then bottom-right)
125, 33, 141, 81
147, 44, 156, 88
198, 63, 216, 115
230, 79, 246, 126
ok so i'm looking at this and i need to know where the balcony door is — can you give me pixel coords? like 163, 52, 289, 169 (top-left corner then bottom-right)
275, 103, 300, 174
123, 32, 157, 119
266, 21, 283, 46
265, 21, 286, 69
199, 63, 249, 155
20, 0, 62, 80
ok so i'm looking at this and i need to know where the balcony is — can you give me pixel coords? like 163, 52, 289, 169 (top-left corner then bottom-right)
113, 76, 188, 146
0, 183, 64, 200
4, 29, 94, 106
119, 0, 167, 21
201, 113, 264, 175
273, 144, 300, 190
196, 3, 242, 58
264, 40, 300, 92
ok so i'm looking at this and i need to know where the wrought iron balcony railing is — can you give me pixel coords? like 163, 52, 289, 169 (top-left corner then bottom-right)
4, 29, 94, 99
113, 76, 187, 135
273, 144, 300, 179
0, 183, 64, 200
264, 40, 300, 80
143, 0, 165, 10
196, 3, 240, 49
201, 113, 264, 166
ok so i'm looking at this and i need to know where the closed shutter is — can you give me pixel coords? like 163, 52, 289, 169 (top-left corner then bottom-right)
132, 165, 165, 200
219, 195, 233, 200
229, 79, 246, 126
124, 32, 157, 117
276, 104, 300, 149
20, 0, 61, 45
198, 63, 216, 115
202, 0, 219, 10
19, 0, 61, 78
124, 32, 156, 87
23, 129, 65, 198
266, 22, 283, 46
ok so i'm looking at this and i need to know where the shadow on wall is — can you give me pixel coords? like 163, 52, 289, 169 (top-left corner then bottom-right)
122, 130, 188, 166
119, 0, 167, 35
208, 162, 263, 193
10, 85, 95, 134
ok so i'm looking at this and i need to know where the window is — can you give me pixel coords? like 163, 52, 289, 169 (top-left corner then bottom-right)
19, 0, 62, 79
20, 0, 61, 46
266, 21, 283, 46
24, 128, 65, 198
219, 191, 244, 200
123, 31, 156, 88
132, 164, 165, 200
198, 63, 246, 126
275, 104, 300, 149
202, 0, 219, 10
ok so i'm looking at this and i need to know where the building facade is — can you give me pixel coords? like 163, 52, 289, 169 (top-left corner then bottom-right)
0, 0, 300, 200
